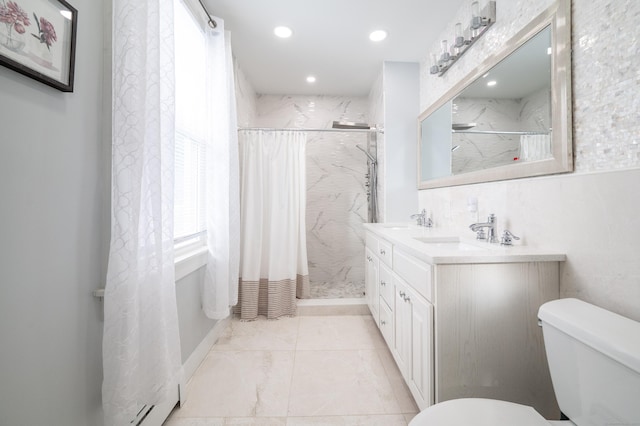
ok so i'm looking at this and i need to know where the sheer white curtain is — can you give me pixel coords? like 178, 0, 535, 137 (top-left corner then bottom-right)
238, 130, 310, 320
202, 19, 240, 319
103, 0, 181, 424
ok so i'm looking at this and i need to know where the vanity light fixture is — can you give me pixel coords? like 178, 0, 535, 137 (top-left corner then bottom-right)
369, 30, 388, 42
274, 26, 293, 38
430, 1, 496, 77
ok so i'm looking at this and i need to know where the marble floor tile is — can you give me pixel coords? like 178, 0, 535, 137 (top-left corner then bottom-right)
164, 313, 421, 426
403, 413, 417, 424
376, 348, 419, 414
286, 415, 408, 425
225, 418, 288, 426
296, 316, 386, 351
287, 350, 401, 416
164, 418, 225, 426
213, 316, 300, 351
165, 418, 287, 426
174, 351, 295, 418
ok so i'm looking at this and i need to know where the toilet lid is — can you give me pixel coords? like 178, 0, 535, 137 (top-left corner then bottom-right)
409, 398, 551, 426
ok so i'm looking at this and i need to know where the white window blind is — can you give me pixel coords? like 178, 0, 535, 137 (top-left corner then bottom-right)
174, 0, 207, 241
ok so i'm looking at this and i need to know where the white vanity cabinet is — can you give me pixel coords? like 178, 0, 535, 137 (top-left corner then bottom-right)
363, 227, 562, 419
392, 273, 433, 408
364, 247, 379, 325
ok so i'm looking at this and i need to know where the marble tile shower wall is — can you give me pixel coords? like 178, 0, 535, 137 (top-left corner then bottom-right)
254, 95, 371, 298
420, 0, 640, 172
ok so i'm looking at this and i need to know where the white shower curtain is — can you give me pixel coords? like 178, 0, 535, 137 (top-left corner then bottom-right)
103, 0, 181, 424
202, 18, 240, 319
238, 130, 310, 320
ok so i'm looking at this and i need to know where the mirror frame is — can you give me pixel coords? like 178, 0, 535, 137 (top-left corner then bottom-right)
417, 0, 572, 189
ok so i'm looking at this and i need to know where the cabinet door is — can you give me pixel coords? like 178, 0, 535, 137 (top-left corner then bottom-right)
392, 275, 412, 381
379, 299, 394, 348
408, 287, 433, 409
365, 247, 379, 324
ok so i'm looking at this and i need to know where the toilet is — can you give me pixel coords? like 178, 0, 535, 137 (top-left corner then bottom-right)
409, 298, 640, 425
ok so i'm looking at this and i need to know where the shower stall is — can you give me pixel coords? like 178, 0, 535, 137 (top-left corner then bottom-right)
238, 121, 379, 299
305, 122, 379, 298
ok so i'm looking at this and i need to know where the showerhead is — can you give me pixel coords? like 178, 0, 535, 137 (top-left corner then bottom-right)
332, 121, 371, 130
452, 123, 477, 131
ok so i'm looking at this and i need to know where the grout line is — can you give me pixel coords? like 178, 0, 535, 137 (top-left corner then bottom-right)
286, 314, 303, 417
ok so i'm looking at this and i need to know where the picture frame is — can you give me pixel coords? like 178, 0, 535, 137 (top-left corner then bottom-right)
0, 0, 77, 92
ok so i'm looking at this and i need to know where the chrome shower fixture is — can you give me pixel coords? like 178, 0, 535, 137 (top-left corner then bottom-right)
356, 144, 376, 164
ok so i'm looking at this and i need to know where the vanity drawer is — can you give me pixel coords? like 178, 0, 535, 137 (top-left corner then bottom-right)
393, 249, 432, 302
379, 300, 394, 348
379, 263, 394, 309
378, 239, 393, 268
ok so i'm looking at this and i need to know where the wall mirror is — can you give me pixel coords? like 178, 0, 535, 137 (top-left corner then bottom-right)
417, 0, 572, 189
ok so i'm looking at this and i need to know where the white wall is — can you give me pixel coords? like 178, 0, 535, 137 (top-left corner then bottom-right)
176, 268, 217, 362
0, 0, 106, 423
368, 70, 385, 222
418, 0, 640, 320
382, 62, 420, 222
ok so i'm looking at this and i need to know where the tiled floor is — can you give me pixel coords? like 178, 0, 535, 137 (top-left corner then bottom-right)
164, 315, 419, 426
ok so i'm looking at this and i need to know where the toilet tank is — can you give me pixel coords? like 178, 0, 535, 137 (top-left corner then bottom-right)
538, 298, 640, 425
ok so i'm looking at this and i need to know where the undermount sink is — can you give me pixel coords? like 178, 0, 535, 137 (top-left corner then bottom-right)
412, 236, 484, 251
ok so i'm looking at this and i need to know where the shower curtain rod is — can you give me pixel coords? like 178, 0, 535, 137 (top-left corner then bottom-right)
237, 127, 384, 134
196, 0, 217, 28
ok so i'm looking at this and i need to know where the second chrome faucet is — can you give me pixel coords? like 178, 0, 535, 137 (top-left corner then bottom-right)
410, 209, 433, 228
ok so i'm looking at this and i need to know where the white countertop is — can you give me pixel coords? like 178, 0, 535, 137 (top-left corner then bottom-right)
363, 223, 566, 265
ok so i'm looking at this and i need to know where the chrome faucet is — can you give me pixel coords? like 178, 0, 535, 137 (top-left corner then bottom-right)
410, 209, 433, 227
470, 213, 498, 243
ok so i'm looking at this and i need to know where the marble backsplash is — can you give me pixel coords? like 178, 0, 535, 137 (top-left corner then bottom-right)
253, 95, 371, 299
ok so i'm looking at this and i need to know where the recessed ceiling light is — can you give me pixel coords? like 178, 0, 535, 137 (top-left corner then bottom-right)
547, 47, 552, 55
274, 26, 293, 38
369, 30, 387, 42
487, 80, 497, 87
306, 76, 316, 83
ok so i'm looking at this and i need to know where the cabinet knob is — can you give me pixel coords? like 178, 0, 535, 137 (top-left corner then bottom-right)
399, 291, 405, 298
381, 320, 386, 326
404, 296, 411, 303
380, 281, 386, 286
380, 249, 386, 255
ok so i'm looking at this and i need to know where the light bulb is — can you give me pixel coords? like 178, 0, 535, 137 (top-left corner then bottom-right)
430, 53, 440, 74
455, 23, 464, 47
471, 1, 482, 30
440, 40, 451, 63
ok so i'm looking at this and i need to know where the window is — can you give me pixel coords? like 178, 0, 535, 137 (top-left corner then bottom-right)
174, 0, 207, 242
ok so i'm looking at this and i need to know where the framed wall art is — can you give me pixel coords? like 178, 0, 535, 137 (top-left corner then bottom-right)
0, 0, 77, 92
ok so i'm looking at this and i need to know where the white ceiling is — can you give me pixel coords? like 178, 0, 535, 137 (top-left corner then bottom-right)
203, 0, 467, 96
